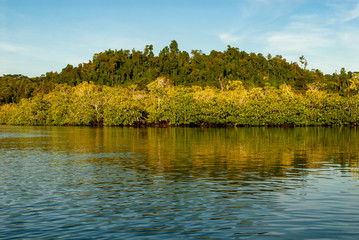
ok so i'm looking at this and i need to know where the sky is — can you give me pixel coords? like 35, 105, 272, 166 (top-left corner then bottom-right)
0, 0, 359, 77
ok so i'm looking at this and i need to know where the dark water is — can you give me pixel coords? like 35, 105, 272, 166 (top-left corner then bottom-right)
1, 126, 359, 239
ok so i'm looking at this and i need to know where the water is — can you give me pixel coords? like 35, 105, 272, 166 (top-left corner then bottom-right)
1, 126, 359, 239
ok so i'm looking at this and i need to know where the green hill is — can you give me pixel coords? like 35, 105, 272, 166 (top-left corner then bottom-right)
0, 40, 357, 106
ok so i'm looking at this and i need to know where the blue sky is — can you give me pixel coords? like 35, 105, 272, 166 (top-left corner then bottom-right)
1, 0, 358, 77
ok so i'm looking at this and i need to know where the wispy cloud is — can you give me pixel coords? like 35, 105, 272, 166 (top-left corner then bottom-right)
342, 3, 359, 22
266, 20, 332, 54
2, 0, 359, 76
0, 42, 27, 53
267, 33, 330, 53
218, 33, 242, 45
263, 4, 359, 73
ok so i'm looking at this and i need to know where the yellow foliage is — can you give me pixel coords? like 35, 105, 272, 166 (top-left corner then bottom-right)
347, 76, 359, 92
2, 81, 359, 126
73, 81, 102, 97
147, 77, 173, 91
225, 80, 244, 91
193, 86, 218, 101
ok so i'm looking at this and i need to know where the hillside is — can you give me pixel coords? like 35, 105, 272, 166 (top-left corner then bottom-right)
0, 40, 357, 105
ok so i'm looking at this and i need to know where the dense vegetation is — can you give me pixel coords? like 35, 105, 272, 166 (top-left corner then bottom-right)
1, 40, 359, 127
1, 79, 359, 127
1, 40, 359, 105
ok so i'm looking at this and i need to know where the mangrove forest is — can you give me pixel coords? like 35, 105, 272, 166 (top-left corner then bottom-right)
1, 40, 359, 127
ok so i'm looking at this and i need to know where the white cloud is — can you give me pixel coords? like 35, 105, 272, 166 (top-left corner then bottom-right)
0, 42, 27, 53
342, 3, 359, 22
267, 31, 330, 53
264, 20, 359, 73
219, 33, 242, 45
260, 13, 336, 72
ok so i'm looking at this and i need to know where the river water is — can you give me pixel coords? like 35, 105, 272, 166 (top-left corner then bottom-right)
1, 126, 359, 239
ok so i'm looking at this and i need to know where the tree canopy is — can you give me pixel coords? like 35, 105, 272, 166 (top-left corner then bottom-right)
0, 40, 357, 105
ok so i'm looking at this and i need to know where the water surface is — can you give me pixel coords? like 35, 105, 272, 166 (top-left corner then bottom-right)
1, 126, 359, 239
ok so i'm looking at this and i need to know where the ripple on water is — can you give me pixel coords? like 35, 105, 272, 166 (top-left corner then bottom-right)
1, 126, 359, 239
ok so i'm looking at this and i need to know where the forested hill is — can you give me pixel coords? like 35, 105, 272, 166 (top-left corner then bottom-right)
0, 40, 357, 105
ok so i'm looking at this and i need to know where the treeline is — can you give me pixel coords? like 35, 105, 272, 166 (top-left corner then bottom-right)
1, 80, 359, 127
1, 40, 358, 105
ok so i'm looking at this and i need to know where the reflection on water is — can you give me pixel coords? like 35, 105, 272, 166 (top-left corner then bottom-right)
1, 126, 359, 239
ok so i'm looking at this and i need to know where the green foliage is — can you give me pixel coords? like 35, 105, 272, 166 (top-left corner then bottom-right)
0, 74, 55, 105
1, 41, 356, 107
5, 96, 49, 125
1, 41, 358, 127
102, 86, 147, 126
3, 82, 358, 127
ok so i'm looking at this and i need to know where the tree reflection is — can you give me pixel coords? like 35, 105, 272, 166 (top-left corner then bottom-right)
2, 126, 359, 181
